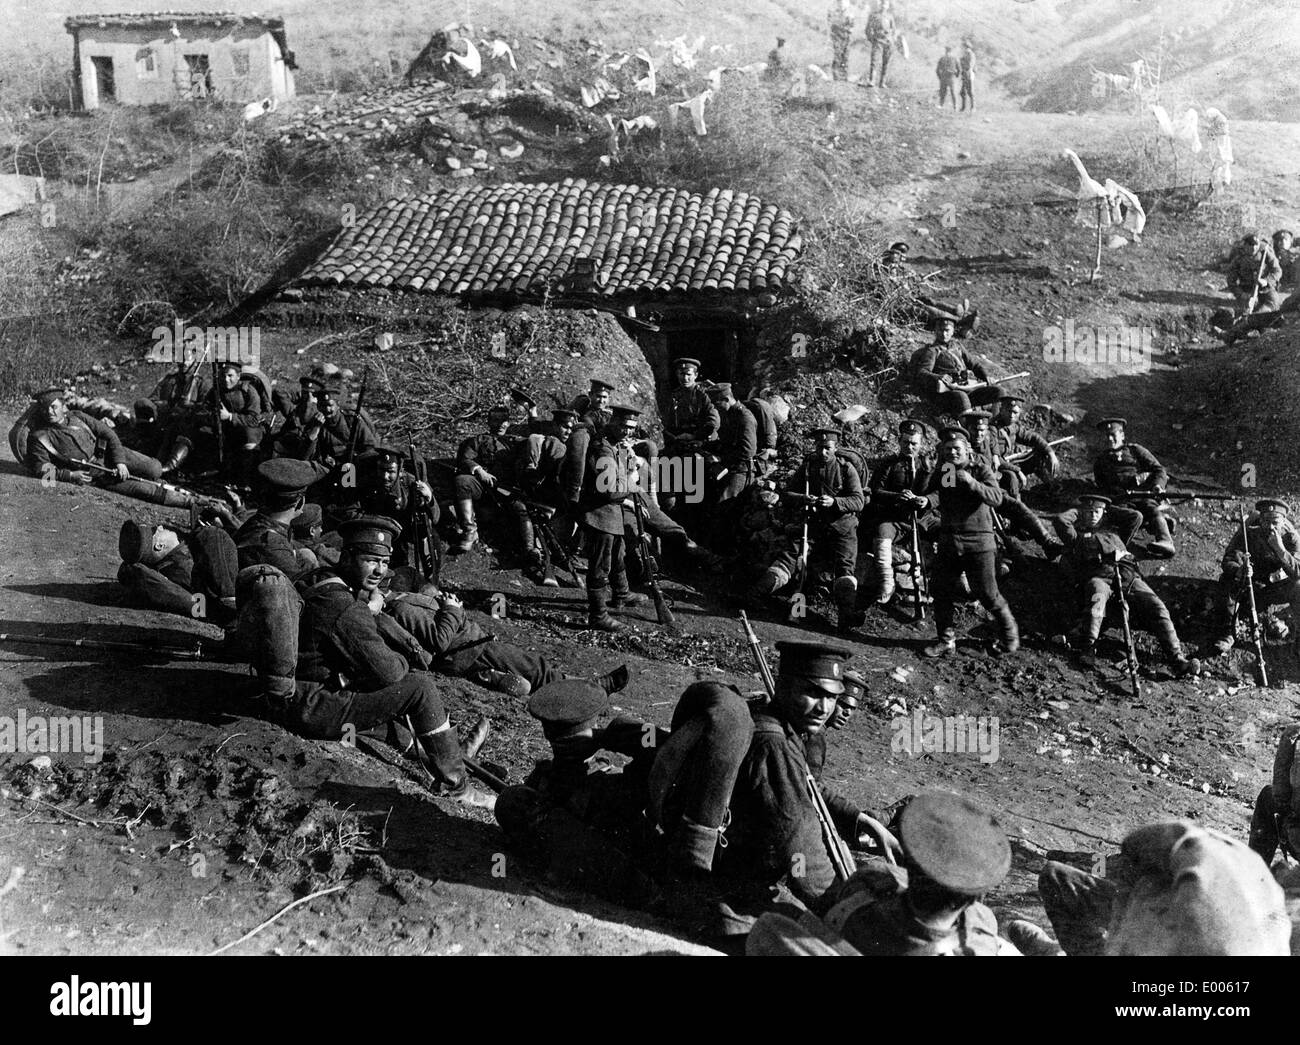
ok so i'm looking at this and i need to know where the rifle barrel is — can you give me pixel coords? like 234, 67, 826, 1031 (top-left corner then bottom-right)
0, 633, 204, 659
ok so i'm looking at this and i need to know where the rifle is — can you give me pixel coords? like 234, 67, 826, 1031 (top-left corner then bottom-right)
1246, 250, 1269, 314
910, 514, 928, 622
631, 494, 676, 627
1113, 561, 1141, 699
408, 442, 437, 584
948, 370, 1030, 394
788, 477, 812, 620
738, 615, 855, 882
67, 458, 210, 507
0, 633, 205, 660
494, 484, 585, 590
1239, 503, 1270, 687
1120, 488, 1236, 504
1005, 435, 1074, 466
345, 367, 370, 467
211, 359, 225, 468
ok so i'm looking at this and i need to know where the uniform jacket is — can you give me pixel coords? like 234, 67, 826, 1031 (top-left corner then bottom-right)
936, 55, 961, 80
386, 594, 490, 674
664, 386, 720, 445
579, 434, 638, 535
236, 513, 307, 576
991, 421, 1049, 463
866, 10, 895, 40
911, 342, 989, 393
722, 710, 860, 910
26, 411, 124, 482
924, 460, 1004, 551
1228, 243, 1282, 293
456, 432, 518, 482
1054, 506, 1144, 587
869, 453, 934, 520
276, 409, 377, 468
1222, 522, 1300, 582
716, 402, 758, 475
744, 398, 779, 452
517, 433, 568, 495
208, 381, 268, 430
296, 572, 410, 691
789, 452, 865, 531
1093, 443, 1167, 497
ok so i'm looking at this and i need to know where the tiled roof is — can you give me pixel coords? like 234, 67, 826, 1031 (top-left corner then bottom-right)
65, 12, 293, 66
295, 178, 802, 299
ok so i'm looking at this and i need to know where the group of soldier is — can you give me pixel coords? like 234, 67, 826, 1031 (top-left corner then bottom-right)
828, 0, 899, 88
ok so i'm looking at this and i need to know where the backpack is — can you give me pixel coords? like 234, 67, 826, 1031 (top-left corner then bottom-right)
744, 398, 779, 452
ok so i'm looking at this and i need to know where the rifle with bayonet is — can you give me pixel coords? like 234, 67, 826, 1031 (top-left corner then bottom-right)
946, 370, 1031, 394
1120, 487, 1236, 504
1113, 561, 1142, 699
67, 458, 234, 520
408, 441, 438, 585
787, 477, 813, 621
631, 494, 676, 627
1005, 435, 1074, 466
210, 358, 225, 468
344, 367, 370, 468
1239, 503, 1270, 687
0, 633, 206, 659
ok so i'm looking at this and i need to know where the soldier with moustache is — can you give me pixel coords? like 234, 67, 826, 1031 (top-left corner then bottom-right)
863, 419, 936, 605
450, 405, 518, 553
1092, 417, 1176, 558
660, 357, 720, 514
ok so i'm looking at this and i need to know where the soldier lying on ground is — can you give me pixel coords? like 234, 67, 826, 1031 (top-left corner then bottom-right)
117, 518, 239, 627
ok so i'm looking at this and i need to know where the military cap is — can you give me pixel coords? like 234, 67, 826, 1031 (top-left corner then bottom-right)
588, 378, 615, 392
888, 241, 910, 254
1256, 499, 1290, 514
118, 519, 153, 565
217, 359, 241, 373
610, 405, 641, 419
898, 419, 929, 436
840, 669, 867, 707
304, 374, 346, 396
527, 679, 609, 738
996, 393, 1025, 404
339, 515, 401, 555
1077, 493, 1112, 507
898, 791, 1011, 896
133, 398, 158, 422
32, 387, 66, 408
509, 387, 536, 409
371, 445, 406, 459
1096, 417, 1127, 430
808, 426, 842, 440
705, 382, 734, 401
673, 357, 702, 369
928, 313, 958, 331
775, 640, 848, 694
256, 458, 329, 505
551, 408, 579, 423
959, 409, 993, 423
291, 502, 324, 538
939, 425, 971, 444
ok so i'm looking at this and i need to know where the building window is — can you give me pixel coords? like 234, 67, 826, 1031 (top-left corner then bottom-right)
135, 48, 158, 80
232, 48, 250, 77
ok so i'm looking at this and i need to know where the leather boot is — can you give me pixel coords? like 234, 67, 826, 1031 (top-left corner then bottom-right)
594, 663, 630, 694
667, 816, 722, 875
469, 667, 531, 698
587, 587, 621, 632
833, 575, 862, 631
420, 727, 496, 810
159, 436, 193, 474
873, 538, 895, 603
923, 629, 958, 658
454, 498, 478, 553
747, 565, 789, 600
992, 602, 1020, 654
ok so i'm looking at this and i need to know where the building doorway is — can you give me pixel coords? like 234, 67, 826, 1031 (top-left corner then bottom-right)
184, 54, 212, 97
90, 56, 115, 103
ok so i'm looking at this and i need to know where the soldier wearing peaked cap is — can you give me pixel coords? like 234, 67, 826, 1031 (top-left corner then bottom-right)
1092, 417, 1176, 558
991, 394, 1059, 488
1210, 498, 1300, 655
1047, 493, 1199, 677
749, 427, 865, 631
506, 409, 579, 585
817, 791, 1014, 956
451, 404, 519, 554
804, 668, 866, 777
347, 446, 441, 588
909, 316, 997, 417
568, 378, 616, 425
579, 406, 648, 631
202, 358, 272, 487
235, 458, 335, 577
704, 382, 757, 516
960, 408, 1062, 557
864, 419, 937, 606
117, 518, 240, 627
273, 372, 378, 487
661, 357, 720, 516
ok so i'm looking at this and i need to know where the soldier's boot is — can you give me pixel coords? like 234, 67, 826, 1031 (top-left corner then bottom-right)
460, 714, 491, 762
469, 667, 531, 698
609, 583, 646, 609
453, 498, 478, 553
661, 816, 746, 937
419, 725, 496, 810
1249, 786, 1280, 865
872, 538, 895, 604
991, 602, 1020, 655
517, 515, 540, 574
923, 628, 958, 658
1005, 919, 1064, 957
594, 663, 630, 695
587, 587, 622, 632
747, 565, 790, 600
833, 575, 863, 631
1155, 616, 1200, 676
1147, 510, 1176, 559
1026, 515, 1064, 558
159, 436, 193, 475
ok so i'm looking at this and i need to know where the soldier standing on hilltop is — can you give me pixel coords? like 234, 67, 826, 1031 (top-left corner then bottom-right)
866, 0, 896, 88
828, 0, 857, 81
959, 40, 976, 112
936, 46, 961, 109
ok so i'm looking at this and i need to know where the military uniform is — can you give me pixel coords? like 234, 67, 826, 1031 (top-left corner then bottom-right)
1051, 495, 1196, 672
959, 44, 976, 111
865, 3, 895, 86
962, 410, 1059, 551
349, 447, 440, 586
274, 380, 378, 477
579, 408, 642, 630
1092, 418, 1175, 554
828, 0, 854, 81
660, 359, 719, 513
1228, 238, 1283, 314
1213, 499, 1300, 650
910, 338, 999, 417
235, 459, 332, 577
709, 387, 757, 504
450, 415, 519, 552
117, 520, 239, 626
923, 436, 1019, 654
936, 50, 961, 107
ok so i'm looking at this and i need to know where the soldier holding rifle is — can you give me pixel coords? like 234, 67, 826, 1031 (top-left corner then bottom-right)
1210, 498, 1300, 659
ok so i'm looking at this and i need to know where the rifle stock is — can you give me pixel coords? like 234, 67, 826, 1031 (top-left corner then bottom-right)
632, 495, 675, 626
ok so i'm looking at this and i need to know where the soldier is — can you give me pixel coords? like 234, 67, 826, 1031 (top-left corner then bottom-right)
959, 40, 976, 112
351, 446, 440, 589
660, 357, 719, 513
922, 427, 1019, 657
936, 46, 961, 109
509, 408, 578, 585
1273, 228, 1297, 288
803, 668, 866, 778
865, 0, 895, 87
864, 419, 935, 605
235, 458, 332, 576
292, 516, 495, 809
24, 387, 166, 490
1248, 723, 1300, 864
819, 791, 1012, 955
1049, 493, 1200, 677
910, 317, 1000, 418
749, 428, 865, 631
990, 394, 1060, 488
580, 406, 645, 632
1227, 231, 1283, 315
961, 409, 1062, 558
704, 383, 756, 507
828, 0, 855, 81
1092, 417, 1176, 558
274, 373, 378, 497
451, 405, 518, 553
568, 378, 615, 425
1210, 498, 1300, 654
204, 360, 271, 485
117, 518, 239, 627
743, 392, 785, 479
